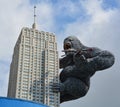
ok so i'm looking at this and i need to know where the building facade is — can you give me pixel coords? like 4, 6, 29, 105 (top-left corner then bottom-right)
7, 26, 60, 107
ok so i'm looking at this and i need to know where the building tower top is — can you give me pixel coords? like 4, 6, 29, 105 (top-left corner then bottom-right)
32, 6, 37, 29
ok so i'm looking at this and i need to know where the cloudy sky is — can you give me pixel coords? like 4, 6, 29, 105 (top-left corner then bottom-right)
0, 0, 120, 107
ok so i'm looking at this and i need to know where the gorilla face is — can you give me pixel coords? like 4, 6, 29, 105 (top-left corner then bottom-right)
63, 36, 83, 55
64, 40, 72, 50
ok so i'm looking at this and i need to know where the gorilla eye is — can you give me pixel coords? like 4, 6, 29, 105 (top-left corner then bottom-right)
69, 38, 73, 41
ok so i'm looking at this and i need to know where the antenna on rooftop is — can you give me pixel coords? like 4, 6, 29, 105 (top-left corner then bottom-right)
32, 5, 37, 29
34, 5, 36, 24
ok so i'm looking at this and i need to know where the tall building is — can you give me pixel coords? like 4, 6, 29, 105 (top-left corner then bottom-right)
7, 6, 60, 107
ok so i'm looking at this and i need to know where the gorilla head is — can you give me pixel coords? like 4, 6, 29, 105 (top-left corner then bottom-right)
63, 36, 85, 56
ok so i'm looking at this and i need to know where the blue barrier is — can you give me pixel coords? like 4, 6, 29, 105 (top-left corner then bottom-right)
0, 97, 48, 107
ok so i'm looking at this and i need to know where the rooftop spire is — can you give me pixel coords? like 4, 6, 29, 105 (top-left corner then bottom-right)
32, 6, 37, 29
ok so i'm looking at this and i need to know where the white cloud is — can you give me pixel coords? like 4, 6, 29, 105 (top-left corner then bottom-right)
0, 62, 9, 96
64, 0, 120, 49
55, 0, 82, 17
36, 2, 55, 32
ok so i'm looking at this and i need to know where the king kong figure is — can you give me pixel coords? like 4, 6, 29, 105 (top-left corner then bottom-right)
53, 36, 115, 103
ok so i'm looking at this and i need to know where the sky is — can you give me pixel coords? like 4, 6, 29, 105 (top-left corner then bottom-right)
0, 0, 120, 107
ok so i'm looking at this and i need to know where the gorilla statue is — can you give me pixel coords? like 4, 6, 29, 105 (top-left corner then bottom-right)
53, 36, 115, 103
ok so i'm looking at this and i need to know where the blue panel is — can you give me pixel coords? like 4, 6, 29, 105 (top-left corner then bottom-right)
0, 97, 49, 107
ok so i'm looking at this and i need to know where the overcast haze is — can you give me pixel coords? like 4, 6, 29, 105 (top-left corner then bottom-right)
0, 0, 120, 107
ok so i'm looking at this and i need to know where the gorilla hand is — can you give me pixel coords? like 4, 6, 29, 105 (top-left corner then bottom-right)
51, 83, 65, 94
73, 50, 87, 66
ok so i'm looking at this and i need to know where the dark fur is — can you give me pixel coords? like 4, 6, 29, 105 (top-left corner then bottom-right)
56, 36, 115, 103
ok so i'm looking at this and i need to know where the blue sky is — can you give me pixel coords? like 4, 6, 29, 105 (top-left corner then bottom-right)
0, 0, 120, 107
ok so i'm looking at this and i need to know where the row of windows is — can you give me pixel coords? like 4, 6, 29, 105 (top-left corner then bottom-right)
21, 62, 56, 66
23, 29, 55, 42
22, 35, 55, 43
21, 48, 58, 56
20, 50, 58, 57
20, 40, 57, 51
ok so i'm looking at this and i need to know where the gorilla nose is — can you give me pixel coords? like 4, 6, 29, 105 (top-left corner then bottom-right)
64, 43, 71, 50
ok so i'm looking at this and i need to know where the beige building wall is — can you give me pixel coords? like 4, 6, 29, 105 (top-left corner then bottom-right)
7, 27, 60, 107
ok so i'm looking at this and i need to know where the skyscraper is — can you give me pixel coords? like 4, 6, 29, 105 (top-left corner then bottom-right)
7, 6, 60, 107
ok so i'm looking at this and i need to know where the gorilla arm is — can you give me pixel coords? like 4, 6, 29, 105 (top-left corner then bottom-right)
87, 49, 115, 71
74, 47, 115, 71
59, 55, 73, 69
